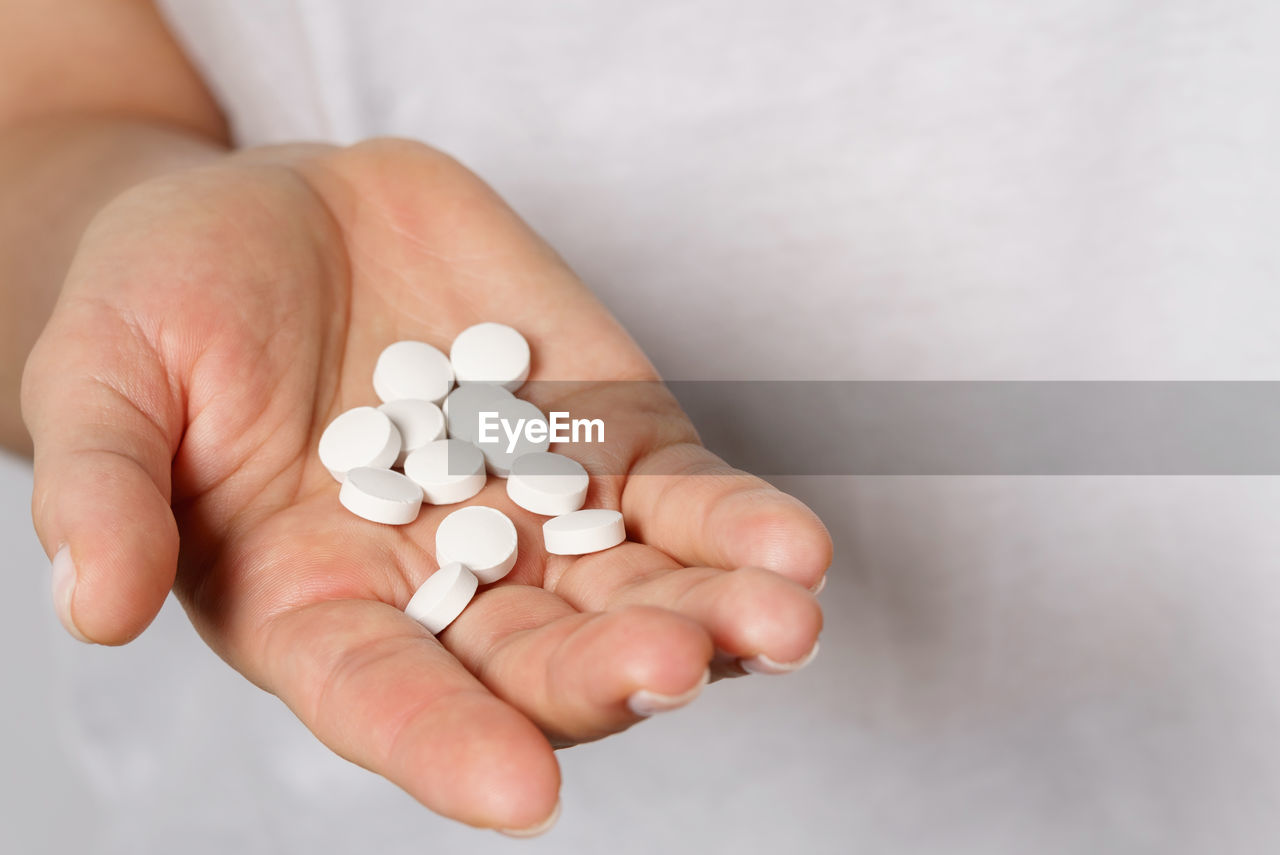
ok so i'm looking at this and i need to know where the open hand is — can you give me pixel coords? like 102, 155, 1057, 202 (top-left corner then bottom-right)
22, 139, 830, 833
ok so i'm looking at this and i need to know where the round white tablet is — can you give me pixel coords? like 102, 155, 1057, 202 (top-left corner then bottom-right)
404, 562, 479, 634
435, 505, 518, 584
450, 322, 531, 392
450, 392, 550, 478
373, 340, 454, 405
378, 399, 446, 466
444, 385, 547, 476
403, 439, 488, 505
491, 398, 551, 478
543, 509, 626, 555
443, 383, 515, 439
318, 406, 401, 482
506, 452, 590, 516
339, 467, 424, 525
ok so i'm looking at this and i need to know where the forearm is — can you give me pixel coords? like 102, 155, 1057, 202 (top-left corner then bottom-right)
0, 117, 228, 454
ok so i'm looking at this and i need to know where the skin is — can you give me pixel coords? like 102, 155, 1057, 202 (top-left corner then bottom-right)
3, 0, 831, 834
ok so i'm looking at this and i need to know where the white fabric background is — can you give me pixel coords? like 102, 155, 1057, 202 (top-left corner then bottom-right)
4, 1, 1280, 851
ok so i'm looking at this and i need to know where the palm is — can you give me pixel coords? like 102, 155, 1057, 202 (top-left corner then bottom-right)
31, 140, 830, 830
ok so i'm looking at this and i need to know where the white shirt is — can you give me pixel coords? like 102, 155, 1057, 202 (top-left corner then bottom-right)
33, 2, 1280, 852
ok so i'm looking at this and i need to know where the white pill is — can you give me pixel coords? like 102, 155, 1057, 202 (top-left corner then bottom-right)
403, 439, 488, 505
506, 452, 590, 516
489, 398, 551, 478
450, 322, 531, 392
318, 406, 401, 482
443, 383, 514, 438
378, 399, 446, 467
374, 340, 454, 405
435, 505, 518, 584
339, 467, 424, 525
543, 509, 626, 555
445, 385, 547, 476
404, 562, 479, 634
450, 392, 549, 477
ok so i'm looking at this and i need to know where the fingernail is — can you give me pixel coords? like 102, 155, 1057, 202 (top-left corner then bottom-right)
626, 668, 711, 717
497, 800, 561, 838
810, 574, 827, 595
740, 640, 820, 675
51, 545, 90, 643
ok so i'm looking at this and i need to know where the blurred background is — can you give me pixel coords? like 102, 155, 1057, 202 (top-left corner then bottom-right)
7, 1, 1280, 852
7, 451, 1280, 853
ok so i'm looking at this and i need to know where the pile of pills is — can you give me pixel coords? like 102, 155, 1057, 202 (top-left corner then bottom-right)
318, 323, 626, 634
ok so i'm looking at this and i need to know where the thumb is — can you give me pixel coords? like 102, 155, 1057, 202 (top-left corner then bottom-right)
22, 304, 181, 645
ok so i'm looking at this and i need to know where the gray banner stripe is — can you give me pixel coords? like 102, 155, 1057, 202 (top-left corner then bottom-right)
664, 381, 1280, 475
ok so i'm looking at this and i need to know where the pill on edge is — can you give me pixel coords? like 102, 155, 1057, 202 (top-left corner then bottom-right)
405, 562, 479, 634
543, 509, 626, 555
